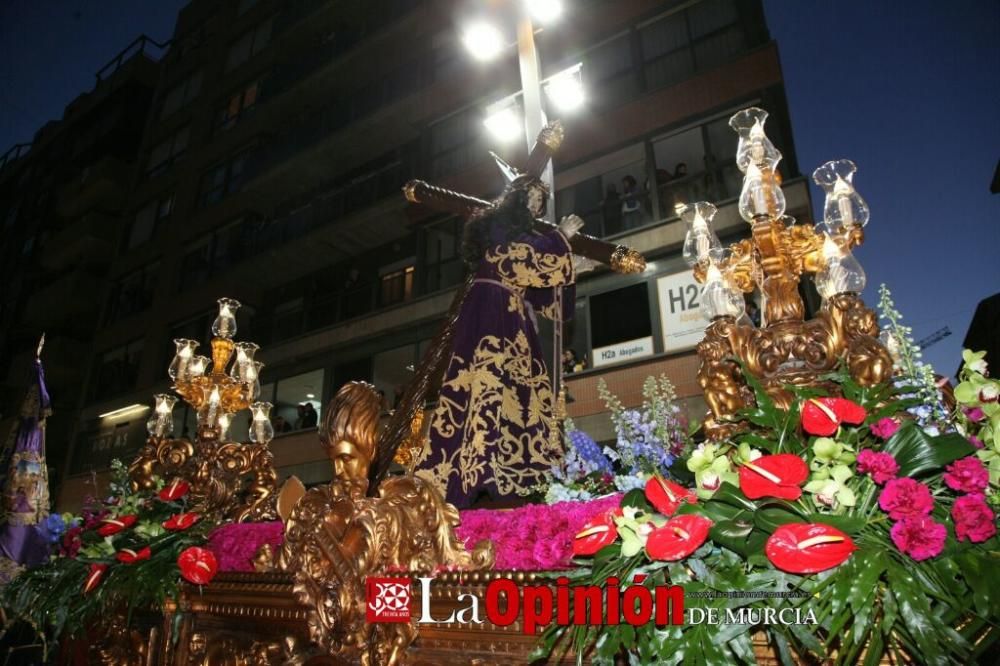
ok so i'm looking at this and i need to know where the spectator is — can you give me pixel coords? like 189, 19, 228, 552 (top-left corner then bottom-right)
601, 182, 622, 235
562, 349, 586, 375
294, 404, 306, 429
673, 162, 688, 179
621, 175, 641, 229
273, 415, 292, 433
301, 403, 318, 429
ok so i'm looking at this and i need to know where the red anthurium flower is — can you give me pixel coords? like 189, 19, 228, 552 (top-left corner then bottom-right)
177, 546, 218, 585
159, 479, 190, 502
97, 514, 138, 537
646, 514, 713, 561
572, 509, 621, 556
801, 397, 867, 436
738, 454, 809, 500
645, 476, 697, 516
116, 546, 151, 564
765, 523, 856, 574
83, 563, 108, 594
163, 512, 200, 531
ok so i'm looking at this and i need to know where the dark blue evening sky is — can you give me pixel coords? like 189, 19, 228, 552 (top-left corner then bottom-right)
1, 1, 997, 376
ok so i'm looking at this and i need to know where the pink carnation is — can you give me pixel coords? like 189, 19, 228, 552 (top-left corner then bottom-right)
869, 418, 900, 440
952, 494, 997, 543
969, 436, 984, 450
856, 449, 899, 485
943, 457, 989, 494
879, 478, 934, 520
964, 407, 986, 423
890, 516, 947, 561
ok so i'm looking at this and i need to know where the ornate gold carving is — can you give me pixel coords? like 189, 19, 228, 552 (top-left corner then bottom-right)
187, 631, 308, 665
536, 120, 565, 152
610, 245, 647, 274
278, 382, 493, 666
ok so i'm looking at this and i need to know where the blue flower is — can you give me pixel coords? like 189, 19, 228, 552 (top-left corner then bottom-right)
43, 513, 67, 544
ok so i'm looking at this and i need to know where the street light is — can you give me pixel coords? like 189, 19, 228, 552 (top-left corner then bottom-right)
525, 0, 563, 23
544, 64, 584, 112
461, 21, 505, 61
483, 102, 524, 143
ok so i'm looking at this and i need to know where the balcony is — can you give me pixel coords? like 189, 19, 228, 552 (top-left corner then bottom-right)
56, 156, 133, 217
39, 212, 118, 271
21, 269, 106, 332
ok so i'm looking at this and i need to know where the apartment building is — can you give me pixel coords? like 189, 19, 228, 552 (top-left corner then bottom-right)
19, 0, 810, 510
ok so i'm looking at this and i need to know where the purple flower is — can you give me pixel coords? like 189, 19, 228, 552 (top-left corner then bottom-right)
964, 407, 986, 423
943, 457, 989, 494
879, 478, 934, 521
890, 516, 947, 561
856, 449, 899, 485
969, 435, 984, 450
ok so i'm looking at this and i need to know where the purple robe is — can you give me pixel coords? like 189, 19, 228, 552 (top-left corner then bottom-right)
417, 226, 575, 507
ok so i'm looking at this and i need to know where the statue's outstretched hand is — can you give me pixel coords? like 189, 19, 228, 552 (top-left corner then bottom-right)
559, 214, 584, 239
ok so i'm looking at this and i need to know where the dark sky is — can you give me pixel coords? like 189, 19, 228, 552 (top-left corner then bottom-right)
1, 1, 997, 375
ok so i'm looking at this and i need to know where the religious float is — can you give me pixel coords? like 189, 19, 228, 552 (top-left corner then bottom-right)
1, 110, 997, 665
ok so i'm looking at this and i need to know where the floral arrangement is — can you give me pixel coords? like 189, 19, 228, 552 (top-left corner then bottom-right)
542, 376, 694, 503
535, 356, 999, 665
1, 460, 216, 653
953, 349, 1000, 497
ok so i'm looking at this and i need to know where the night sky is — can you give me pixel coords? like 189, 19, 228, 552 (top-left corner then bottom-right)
1, 1, 997, 376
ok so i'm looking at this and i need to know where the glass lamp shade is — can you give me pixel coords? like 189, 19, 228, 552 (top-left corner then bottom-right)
198, 385, 223, 429
815, 236, 867, 299
245, 361, 264, 400
730, 107, 782, 173
212, 298, 241, 339
681, 202, 722, 266
146, 393, 177, 437
168, 339, 199, 381
700, 265, 745, 320
813, 159, 869, 232
230, 342, 260, 381
250, 402, 275, 445
738, 163, 786, 222
187, 355, 210, 379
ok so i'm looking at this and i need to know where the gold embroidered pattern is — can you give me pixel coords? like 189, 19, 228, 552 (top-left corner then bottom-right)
418, 331, 563, 498
485, 241, 572, 289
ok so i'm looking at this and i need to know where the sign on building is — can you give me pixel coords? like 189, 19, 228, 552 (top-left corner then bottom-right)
656, 271, 711, 353
591, 336, 655, 368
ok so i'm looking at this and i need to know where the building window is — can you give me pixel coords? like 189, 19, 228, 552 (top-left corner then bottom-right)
589, 283, 652, 350
373, 344, 419, 411
379, 265, 414, 306
126, 193, 174, 249
199, 147, 252, 207
146, 125, 190, 177
178, 238, 212, 291
91, 340, 144, 402
106, 263, 159, 324
226, 17, 273, 71
583, 34, 638, 106
214, 79, 261, 133
160, 69, 203, 119
269, 369, 324, 434
429, 107, 482, 179
421, 217, 464, 292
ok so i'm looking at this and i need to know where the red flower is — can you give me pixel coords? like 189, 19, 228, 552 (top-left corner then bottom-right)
765, 523, 856, 573
83, 563, 108, 594
738, 454, 809, 500
159, 479, 190, 502
116, 546, 151, 564
645, 477, 697, 516
801, 397, 867, 436
177, 546, 218, 585
572, 509, 620, 556
646, 514, 712, 561
97, 514, 137, 537
163, 512, 201, 531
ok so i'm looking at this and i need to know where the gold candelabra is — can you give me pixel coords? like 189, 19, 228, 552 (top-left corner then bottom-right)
129, 298, 278, 521
687, 108, 892, 438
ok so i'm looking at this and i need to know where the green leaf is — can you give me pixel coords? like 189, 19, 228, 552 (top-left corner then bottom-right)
706, 481, 759, 512
621, 488, 652, 512
887, 563, 945, 664
708, 520, 755, 556
883, 423, 975, 477
753, 506, 805, 534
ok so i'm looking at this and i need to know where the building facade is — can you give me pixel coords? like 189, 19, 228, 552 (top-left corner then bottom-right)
3, 0, 812, 511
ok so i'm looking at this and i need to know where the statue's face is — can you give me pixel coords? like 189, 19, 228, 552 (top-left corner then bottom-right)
331, 439, 370, 498
526, 185, 546, 217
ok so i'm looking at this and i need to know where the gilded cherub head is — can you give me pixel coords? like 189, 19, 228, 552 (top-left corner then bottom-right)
320, 382, 381, 499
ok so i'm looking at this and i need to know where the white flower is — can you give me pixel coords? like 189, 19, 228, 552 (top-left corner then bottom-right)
980, 384, 999, 403
969, 358, 989, 375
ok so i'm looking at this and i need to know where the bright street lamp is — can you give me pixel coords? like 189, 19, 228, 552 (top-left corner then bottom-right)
524, 0, 563, 23
483, 104, 524, 143
544, 65, 584, 112
461, 21, 505, 62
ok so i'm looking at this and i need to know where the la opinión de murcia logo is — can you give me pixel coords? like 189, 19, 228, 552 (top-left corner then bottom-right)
366, 577, 412, 623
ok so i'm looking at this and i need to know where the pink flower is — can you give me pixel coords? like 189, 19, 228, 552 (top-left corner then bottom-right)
943, 457, 989, 494
879, 478, 934, 520
969, 435, 984, 450
869, 418, 900, 440
856, 449, 899, 485
890, 516, 947, 561
964, 407, 986, 423
952, 494, 997, 543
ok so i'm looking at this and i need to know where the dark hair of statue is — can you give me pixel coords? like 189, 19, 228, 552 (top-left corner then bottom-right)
460, 187, 539, 271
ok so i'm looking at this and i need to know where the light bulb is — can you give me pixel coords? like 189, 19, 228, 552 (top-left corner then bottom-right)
681, 202, 722, 266
168, 339, 199, 381
815, 236, 866, 299
812, 159, 869, 232
250, 402, 274, 445
212, 297, 241, 339
738, 163, 785, 221
146, 393, 177, 438
188, 355, 209, 379
218, 413, 232, 438
700, 264, 745, 320
230, 342, 259, 381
